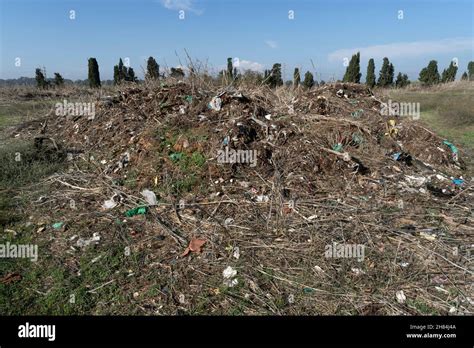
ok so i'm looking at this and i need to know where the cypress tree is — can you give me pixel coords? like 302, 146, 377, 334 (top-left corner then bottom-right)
227, 58, 234, 80
146, 57, 160, 80
343, 52, 361, 83
114, 58, 137, 84
366, 58, 376, 88
88, 58, 101, 88
118, 58, 126, 82
388, 63, 395, 86
395, 73, 409, 88
378, 57, 394, 87
419, 60, 440, 85
293, 68, 301, 88
170, 67, 185, 79
467, 61, 474, 81
126, 67, 136, 82
53, 73, 64, 87
303, 71, 314, 89
268, 63, 283, 88
113, 66, 120, 85
441, 61, 458, 83
402, 74, 410, 87
35, 68, 47, 89
264, 69, 270, 81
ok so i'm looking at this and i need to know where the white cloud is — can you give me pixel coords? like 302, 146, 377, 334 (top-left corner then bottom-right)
265, 40, 278, 49
237, 60, 265, 72
217, 59, 264, 73
160, 0, 203, 15
328, 37, 473, 62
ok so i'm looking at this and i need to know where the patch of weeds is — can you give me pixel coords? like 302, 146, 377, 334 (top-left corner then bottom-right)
406, 298, 440, 315
0, 192, 23, 227
0, 141, 65, 188
170, 151, 206, 171
124, 169, 139, 189
172, 174, 198, 194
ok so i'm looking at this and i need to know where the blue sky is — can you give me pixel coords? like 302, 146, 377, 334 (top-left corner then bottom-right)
0, 0, 473, 80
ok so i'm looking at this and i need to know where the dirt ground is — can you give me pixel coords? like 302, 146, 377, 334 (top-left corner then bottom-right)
0, 81, 472, 315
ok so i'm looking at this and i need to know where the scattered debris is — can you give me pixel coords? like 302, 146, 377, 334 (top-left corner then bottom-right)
181, 238, 206, 257
443, 140, 459, 161
124, 206, 148, 217
52, 222, 64, 229
76, 232, 101, 248
223, 266, 238, 287
396, 290, 406, 304
140, 189, 158, 206
102, 194, 121, 210
0, 273, 22, 284
208, 96, 222, 111
13, 80, 471, 315
232, 247, 240, 260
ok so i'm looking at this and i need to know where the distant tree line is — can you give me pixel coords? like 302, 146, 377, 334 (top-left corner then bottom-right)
342, 52, 473, 88
33, 55, 474, 89
34, 68, 65, 89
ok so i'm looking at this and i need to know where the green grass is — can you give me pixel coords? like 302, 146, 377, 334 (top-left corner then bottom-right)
387, 83, 474, 151
154, 126, 208, 195
0, 141, 65, 189
0, 241, 138, 315
406, 298, 441, 315
0, 99, 56, 129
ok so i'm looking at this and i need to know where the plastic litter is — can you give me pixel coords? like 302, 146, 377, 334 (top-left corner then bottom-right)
208, 96, 222, 111
256, 195, 269, 203
452, 178, 464, 186
125, 206, 148, 217
181, 238, 206, 257
102, 193, 120, 210
140, 189, 158, 206
102, 199, 117, 210
223, 266, 238, 287
419, 231, 437, 241
351, 109, 364, 118
117, 151, 130, 170
443, 140, 459, 161
391, 152, 402, 161
385, 119, 398, 137
396, 290, 406, 304
351, 133, 364, 145
52, 222, 64, 229
76, 232, 101, 248
332, 143, 343, 152
224, 217, 234, 226
404, 175, 427, 187
232, 247, 240, 259
169, 152, 184, 162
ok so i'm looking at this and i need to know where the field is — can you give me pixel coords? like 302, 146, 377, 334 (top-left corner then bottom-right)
0, 81, 472, 315
386, 81, 474, 166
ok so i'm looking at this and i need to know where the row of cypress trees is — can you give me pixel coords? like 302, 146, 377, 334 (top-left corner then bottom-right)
343, 52, 473, 87
36, 56, 474, 89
